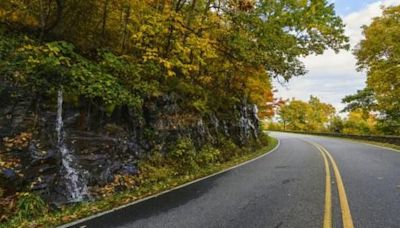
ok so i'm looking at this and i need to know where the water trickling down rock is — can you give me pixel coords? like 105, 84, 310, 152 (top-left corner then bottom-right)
0, 86, 261, 205
56, 90, 89, 202
238, 104, 259, 144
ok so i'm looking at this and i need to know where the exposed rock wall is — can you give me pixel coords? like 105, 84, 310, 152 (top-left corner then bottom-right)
0, 86, 260, 204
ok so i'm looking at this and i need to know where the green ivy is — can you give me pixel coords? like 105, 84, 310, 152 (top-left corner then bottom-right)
0, 33, 152, 109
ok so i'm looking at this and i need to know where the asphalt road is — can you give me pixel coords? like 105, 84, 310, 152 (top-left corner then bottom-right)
67, 132, 400, 228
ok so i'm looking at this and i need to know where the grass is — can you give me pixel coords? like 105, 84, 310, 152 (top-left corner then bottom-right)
2, 136, 278, 228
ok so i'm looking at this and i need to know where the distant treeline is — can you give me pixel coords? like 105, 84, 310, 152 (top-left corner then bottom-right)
267, 96, 379, 135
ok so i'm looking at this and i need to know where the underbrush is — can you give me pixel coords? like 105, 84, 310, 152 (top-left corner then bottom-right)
1, 134, 277, 228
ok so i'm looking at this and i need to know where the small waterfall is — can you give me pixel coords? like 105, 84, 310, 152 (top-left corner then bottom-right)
56, 90, 88, 202
251, 104, 259, 138
210, 114, 220, 132
252, 104, 260, 121
238, 104, 258, 143
196, 119, 205, 135
222, 120, 230, 136
239, 105, 250, 142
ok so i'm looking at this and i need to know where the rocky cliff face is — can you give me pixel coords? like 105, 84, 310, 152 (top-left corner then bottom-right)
0, 84, 260, 205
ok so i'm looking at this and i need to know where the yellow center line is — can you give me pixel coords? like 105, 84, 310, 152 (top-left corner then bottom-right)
320, 145, 354, 228
303, 139, 355, 228
318, 145, 332, 228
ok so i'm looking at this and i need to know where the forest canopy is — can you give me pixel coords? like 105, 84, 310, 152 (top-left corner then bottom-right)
0, 0, 349, 118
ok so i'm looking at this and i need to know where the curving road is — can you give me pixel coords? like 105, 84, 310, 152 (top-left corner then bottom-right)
66, 132, 400, 228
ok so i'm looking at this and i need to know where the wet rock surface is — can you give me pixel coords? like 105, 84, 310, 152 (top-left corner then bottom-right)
0, 87, 260, 205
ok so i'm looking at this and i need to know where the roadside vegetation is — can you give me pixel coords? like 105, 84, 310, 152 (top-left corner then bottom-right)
2, 135, 277, 227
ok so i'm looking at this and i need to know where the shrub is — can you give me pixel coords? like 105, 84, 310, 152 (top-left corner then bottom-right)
167, 138, 199, 174
15, 192, 47, 220
145, 151, 165, 167
138, 160, 174, 184
196, 145, 221, 167
218, 138, 240, 162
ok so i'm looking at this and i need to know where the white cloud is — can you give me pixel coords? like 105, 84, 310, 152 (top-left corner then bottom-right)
273, 0, 399, 113
344, 0, 397, 45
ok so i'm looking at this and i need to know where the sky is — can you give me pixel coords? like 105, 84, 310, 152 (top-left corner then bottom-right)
273, 0, 400, 113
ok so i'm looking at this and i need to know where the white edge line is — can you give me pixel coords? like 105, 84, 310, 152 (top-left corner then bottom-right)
352, 141, 400, 153
59, 138, 281, 228
310, 134, 400, 153
274, 131, 400, 153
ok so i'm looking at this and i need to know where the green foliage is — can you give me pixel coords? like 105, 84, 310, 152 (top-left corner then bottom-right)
270, 101, 380, 135
196, 145, 221, 167
217, 138, 241, 162
328, 116, 344, 133
278, 96, 335, 131
167, 138, 199, 174
138, 136, 242, 178
340, 109, 377, 135
265, 121, 284, 131
351, 5, 400, 135
15, 192, 47, 220
0, 33, 153, 110
0, 0, 349, 118
138, 160, 175, 184
342, 88, 376, 114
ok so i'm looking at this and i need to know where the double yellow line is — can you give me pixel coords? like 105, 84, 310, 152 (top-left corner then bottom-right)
309, 142, 354, 228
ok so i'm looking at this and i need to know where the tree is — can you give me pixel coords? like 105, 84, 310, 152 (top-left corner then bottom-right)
0, 0, 349, 126
277, 96, 335, 131
353, 5, 400, 134
342, 88, 376, 115
279, 99, 309, 130
307, 96, 336, 131
342, 109, 378, 135
328, 115, 344, 133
